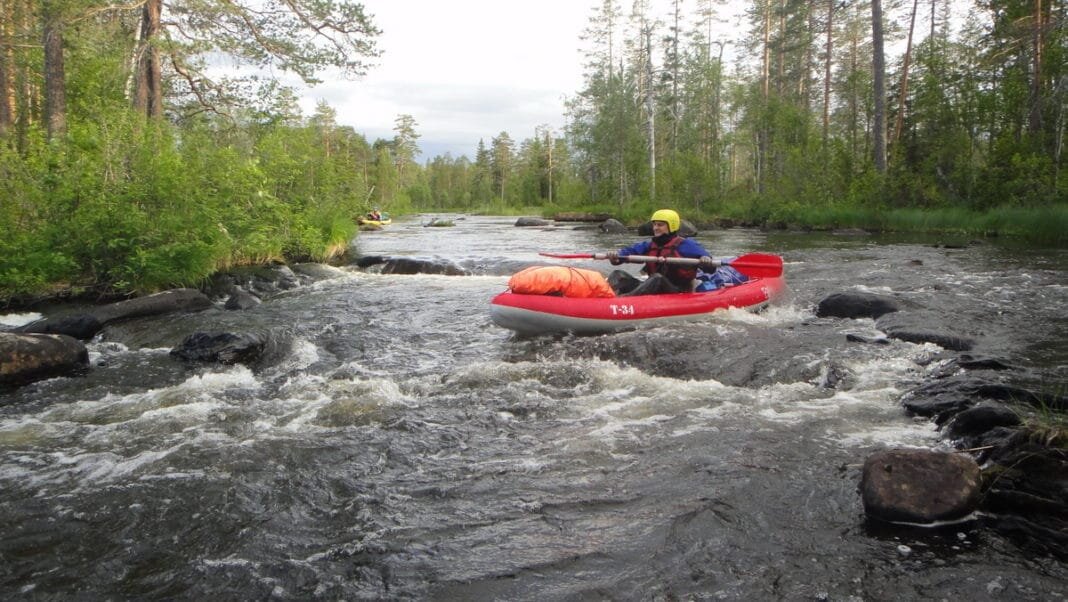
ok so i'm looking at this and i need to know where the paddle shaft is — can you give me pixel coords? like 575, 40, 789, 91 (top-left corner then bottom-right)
538, 251, 784, 278
543, 253, 721, 267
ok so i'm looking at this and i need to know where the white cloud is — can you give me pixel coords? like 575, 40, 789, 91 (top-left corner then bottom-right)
302, 0, 598, 159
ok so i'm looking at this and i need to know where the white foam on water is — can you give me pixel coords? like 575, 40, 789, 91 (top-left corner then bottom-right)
584, 413, 676, 442
834, 421, 939, 449
854, 284, 896, 294
0, 312, 42, 327
35, 367, 259, 427
709, 303, 812, 327
258, 370, 416, 432
467, 456, 552, 475
272, 338, 320, 373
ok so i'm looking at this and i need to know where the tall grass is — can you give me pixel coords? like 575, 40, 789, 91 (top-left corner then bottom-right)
705, 200, 1068, 246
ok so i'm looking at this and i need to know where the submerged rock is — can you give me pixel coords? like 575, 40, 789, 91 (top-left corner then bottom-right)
380, 258, 469, 276
224, 288, 261, 310
170, 331, 267, 365
875, 312, 976, 351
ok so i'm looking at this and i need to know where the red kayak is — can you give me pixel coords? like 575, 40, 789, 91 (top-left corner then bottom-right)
490, 274, 786, 335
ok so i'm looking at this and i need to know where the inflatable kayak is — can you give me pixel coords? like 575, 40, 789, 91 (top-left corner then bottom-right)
490, 274, 786, 335
357, 217, 392, 226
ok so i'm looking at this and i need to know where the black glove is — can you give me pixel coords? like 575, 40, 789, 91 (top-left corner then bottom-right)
607, 251, 622, 265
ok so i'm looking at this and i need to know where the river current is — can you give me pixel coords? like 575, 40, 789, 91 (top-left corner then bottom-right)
1, 215, 1066, 600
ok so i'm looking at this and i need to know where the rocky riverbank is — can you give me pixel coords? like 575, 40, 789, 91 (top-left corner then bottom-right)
818, 291, 1067, 559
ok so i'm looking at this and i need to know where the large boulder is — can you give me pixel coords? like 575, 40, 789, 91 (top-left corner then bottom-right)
0, 332, 89, 388
13, 313, 102, 340
860, 448, 982, 523
598, 218, 629, 234
514, 217, 553, 227
815, 292, 900, 319
93, 288, 213, 323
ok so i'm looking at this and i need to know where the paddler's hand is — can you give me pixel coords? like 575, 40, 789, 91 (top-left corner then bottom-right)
607, 251, 623, 265
699, 256, 716, 267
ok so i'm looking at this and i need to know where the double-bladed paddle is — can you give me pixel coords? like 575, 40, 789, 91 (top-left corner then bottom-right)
538, 252, 784, 278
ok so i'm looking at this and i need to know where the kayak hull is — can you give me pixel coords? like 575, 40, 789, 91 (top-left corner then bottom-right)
358, 218, 392, 226
490, 275, 786, 335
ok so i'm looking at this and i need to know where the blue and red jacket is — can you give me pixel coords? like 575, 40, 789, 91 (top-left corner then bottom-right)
617, 235, 713, 289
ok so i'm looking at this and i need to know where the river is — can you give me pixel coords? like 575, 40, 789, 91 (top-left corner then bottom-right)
1, 215, 1066, 599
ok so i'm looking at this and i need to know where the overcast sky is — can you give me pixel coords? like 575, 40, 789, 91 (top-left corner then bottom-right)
300, 0, 601, 161
293, 1, 960, 162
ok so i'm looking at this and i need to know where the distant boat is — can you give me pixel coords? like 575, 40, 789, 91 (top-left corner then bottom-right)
358, 212, 391, 227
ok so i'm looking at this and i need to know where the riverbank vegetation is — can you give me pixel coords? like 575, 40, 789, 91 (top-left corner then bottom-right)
2, 0, 1066, 303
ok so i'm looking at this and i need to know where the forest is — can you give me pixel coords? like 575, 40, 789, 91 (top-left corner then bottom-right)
1, 0, 1066, 302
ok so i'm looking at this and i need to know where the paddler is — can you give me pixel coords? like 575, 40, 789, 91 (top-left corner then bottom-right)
606, 209, 745, 295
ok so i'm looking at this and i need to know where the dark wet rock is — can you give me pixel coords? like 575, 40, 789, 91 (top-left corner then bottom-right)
965, 426, 1020, 461
983, 513, 1068, 559
0, 332, 89, 388
637, 220, 699, 237
381, 258, 469, 276
846, 333, 891, 345
928, 354, 1017, 378
957, 355, 1016, 371
355, 255, 387, 268
902, 373, 1066, 415
902, 394, 975, 421
14, 313, 102, 340
17, 289, 212, 340
552, 212, 613, 222
860, 449, 982, 524
979, 434, 1068, 558
94, 288, 214, 323
899, 368, 1068, 557
943, 402, 1021, 442
515, 217, 553, 227
203, 266, 302, 300
224, 288, 261, 310
599, 218, 629, 234
815, 292, 900, 319
290, 263, 343, 282
875, 312, 975, 351
170, 332, 267, 365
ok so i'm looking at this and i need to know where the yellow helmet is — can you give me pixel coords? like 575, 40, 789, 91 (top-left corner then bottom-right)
650, 209, 680, 233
